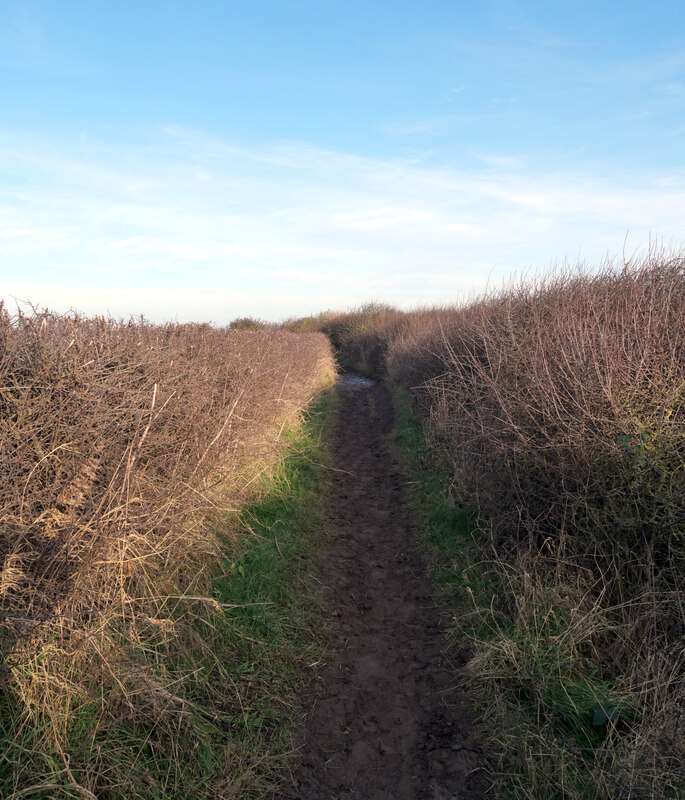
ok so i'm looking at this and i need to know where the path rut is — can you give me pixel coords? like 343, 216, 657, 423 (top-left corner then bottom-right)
279, 377, 487, 800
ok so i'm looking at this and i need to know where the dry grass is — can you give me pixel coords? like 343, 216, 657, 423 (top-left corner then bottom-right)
0, 305, 335, 797
319, 249, 685, 798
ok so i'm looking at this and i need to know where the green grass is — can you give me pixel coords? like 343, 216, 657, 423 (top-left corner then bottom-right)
390, 389, 480, 606
0, 389, 338, 800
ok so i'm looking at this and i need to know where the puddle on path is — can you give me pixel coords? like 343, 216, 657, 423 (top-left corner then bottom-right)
336, 373, 375, 389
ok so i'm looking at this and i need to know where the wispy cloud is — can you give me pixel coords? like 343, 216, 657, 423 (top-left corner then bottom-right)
598, 49, 685, 89
1, 127, 684, 322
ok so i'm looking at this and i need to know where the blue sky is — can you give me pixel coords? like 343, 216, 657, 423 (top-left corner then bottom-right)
1, 0, 684, 323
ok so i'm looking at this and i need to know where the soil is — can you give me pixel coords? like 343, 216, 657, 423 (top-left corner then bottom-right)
278, 376, 488, 800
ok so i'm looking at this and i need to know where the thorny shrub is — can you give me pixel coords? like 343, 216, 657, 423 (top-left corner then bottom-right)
320, 250, 685, 798
0, 306, 335, 794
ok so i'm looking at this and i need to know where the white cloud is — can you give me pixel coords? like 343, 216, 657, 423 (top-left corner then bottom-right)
1, 127, 684, 323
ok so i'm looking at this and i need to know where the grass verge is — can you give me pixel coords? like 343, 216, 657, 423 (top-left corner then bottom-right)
389, 389, 481, 607
0, 388, 338, 800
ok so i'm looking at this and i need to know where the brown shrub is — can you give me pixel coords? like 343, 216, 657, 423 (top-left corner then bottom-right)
325, 250, 685, 796
320, 303, 404, 375
0, 306, 335, 770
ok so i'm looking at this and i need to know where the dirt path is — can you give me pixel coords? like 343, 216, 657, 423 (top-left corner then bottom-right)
279, 377, 487, 800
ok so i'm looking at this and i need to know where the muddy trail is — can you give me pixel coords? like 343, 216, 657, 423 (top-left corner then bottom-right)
279, 376, 488, 800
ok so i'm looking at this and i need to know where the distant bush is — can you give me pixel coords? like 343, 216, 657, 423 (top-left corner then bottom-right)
318, 302, 404, 375
280, 310, 337, 334
228, 315, 273, 329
